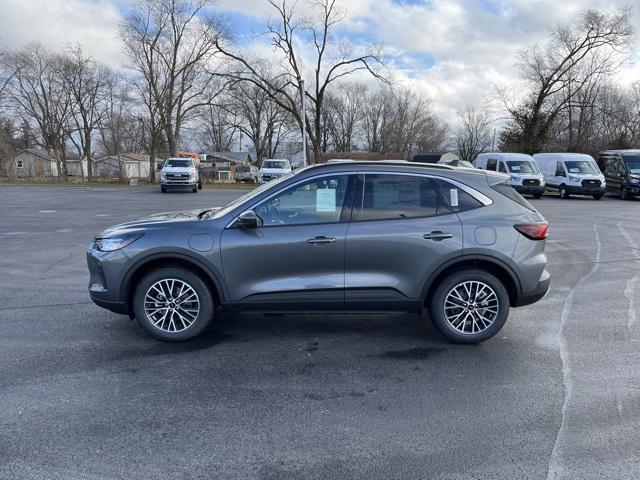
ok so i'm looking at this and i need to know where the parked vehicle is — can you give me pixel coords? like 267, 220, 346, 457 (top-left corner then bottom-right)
475, 153, 545, 198
235, 164, 259, 183
597, 149, 640, 199
87, 161, 550, 344
533, 153, 605, 199
160, 157, 201, 193
258, 159, 292, 184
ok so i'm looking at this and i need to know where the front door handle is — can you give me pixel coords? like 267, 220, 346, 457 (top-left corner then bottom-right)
307, 236, 336, 245
423, 231, 453, 241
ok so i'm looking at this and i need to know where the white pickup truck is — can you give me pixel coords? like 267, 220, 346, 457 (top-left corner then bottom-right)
160, 158, 201, 193
258, 159, 292, 185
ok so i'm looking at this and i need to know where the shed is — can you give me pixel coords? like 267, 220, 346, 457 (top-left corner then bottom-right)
1, 148, 59, 178
94, 154, 151, 179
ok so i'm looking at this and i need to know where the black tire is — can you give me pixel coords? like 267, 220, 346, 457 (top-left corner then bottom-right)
533, 193, 543, 199
198, 180, 202, 190
132, 267, 214, 341
559, 185, 570, 199
621, 186, 630, 200
429, 269, 510, 344
192, 185, 198, 193
161, 186, 167, 193
593, 194, 603, 200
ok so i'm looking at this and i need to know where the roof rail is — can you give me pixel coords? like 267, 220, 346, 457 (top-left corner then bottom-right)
323, 159, 455, 170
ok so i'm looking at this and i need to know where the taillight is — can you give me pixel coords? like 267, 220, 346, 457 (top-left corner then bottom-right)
514, 221, 549, 240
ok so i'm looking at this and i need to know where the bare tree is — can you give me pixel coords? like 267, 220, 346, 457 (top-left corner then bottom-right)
455, 107, 492, 162
228, 80, 296, 163
324, 82, 365, 152
215, 0, 386, 164
198, 101, 238, 153
7, 43, 73, 180
120, 0, 226, 156
500, 8, 633, 153
61, 46, 111, 181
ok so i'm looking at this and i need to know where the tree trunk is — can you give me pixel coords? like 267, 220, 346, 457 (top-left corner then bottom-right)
85, 130, 93, 182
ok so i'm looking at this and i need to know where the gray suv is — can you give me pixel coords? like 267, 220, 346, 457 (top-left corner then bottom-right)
87, 161, 550, 344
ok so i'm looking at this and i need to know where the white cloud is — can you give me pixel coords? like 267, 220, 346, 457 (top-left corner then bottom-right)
0, 0, 124, 67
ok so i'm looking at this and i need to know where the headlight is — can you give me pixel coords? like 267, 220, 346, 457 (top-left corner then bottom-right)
94, 233, 143, 252
161, 172, 166, 180
510, 176, 521, 183
629, 178, 640, 185
189, 172, 196, 179
540, 180, 545, 186
568, 175, 581, 182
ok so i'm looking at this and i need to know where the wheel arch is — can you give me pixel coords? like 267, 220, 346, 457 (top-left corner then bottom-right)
422, 256, 521, 307
121, 253, 225, 317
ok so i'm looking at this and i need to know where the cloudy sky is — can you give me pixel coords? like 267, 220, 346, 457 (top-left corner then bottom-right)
0, 0, 638, 125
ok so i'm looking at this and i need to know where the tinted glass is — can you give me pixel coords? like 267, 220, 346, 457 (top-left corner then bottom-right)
359, 174, 441, 221
622, 155, 640, 174
507, 160, 539, 174
255, 175, 350, 226
165, 159, 193, 168
564, 160, 599, 174
486, 159, 497, 171
436, 179, 482, 213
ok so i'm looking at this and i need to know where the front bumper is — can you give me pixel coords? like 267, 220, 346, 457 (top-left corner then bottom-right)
564, 185, 605, 195
161, 180, 197, 187
514, 269, 550, 307
87, 247, 131, 314
513, 185, 545, 195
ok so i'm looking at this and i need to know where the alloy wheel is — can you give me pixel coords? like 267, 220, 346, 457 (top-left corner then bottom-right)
143, 279, 200, 332
443, 281, 499, 335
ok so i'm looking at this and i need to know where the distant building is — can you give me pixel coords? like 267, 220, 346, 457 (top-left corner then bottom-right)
0, 148, 85, 179
200, 152, 253, 181
94, 153, 151, 179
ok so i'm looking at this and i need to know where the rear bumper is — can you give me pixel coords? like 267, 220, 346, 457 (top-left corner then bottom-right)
514, 269, 550, 307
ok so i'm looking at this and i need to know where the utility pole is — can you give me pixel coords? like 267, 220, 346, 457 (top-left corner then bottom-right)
300, 79, 307, 166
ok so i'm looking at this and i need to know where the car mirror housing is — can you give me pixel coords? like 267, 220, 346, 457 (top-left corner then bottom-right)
237, 210, 259, 228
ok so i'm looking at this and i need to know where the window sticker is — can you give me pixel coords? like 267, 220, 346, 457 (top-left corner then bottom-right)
316, 188, 337, 212
450, 188, 459, 207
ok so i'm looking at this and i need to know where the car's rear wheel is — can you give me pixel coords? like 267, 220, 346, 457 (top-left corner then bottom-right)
133, 267, 214, 341
429, 270, 509, 344
621, 186, 631, 200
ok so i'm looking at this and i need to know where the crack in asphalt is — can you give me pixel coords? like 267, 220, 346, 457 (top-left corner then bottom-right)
546, 223, 602, 480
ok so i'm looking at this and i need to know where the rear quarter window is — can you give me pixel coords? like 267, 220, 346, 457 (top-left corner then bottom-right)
491, 182, 536, 211
435, 179, 483, 213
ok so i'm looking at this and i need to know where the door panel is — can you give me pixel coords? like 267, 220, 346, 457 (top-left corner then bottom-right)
345, 173, 463, 310
220, 173, 354, 311
345, 215, 462, 310
221, 223, 348, 310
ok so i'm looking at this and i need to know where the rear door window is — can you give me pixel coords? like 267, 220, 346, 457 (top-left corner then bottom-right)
486, 159, 498, 171
356, 174, 441, 221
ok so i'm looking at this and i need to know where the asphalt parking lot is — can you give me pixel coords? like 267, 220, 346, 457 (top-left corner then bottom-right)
1, 185, 639, 480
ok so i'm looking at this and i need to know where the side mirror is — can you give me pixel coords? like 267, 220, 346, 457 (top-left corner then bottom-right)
236, 210, 259, 228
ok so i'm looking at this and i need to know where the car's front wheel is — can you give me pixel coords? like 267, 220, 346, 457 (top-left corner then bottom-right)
429, 270, 509, 344
133, 267, 214, 341
559, 185, 570, 199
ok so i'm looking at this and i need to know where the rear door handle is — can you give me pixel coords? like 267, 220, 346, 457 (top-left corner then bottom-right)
423, 231, 453, 241
307, 236, 336, 245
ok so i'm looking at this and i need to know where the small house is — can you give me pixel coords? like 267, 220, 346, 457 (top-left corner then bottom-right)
94, 154, 151, 180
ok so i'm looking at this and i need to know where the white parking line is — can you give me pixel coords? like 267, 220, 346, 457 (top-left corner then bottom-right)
56, 229, 73, 233
39, 210, 56, 213
2, 232, 27, 235
95, 214, 111, 217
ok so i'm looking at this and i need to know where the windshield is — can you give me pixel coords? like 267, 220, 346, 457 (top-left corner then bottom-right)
208, 172, 295, 220
622, 155, 640, 174
165, 159, 193, 168
262, 160, 288, 169
564, 160, 599, 174
507, 160, 539, 174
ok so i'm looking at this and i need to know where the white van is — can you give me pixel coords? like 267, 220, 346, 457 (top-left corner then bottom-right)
474, 153, 545, 198
258, 159, 292, 185
533, 153, 605, 199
